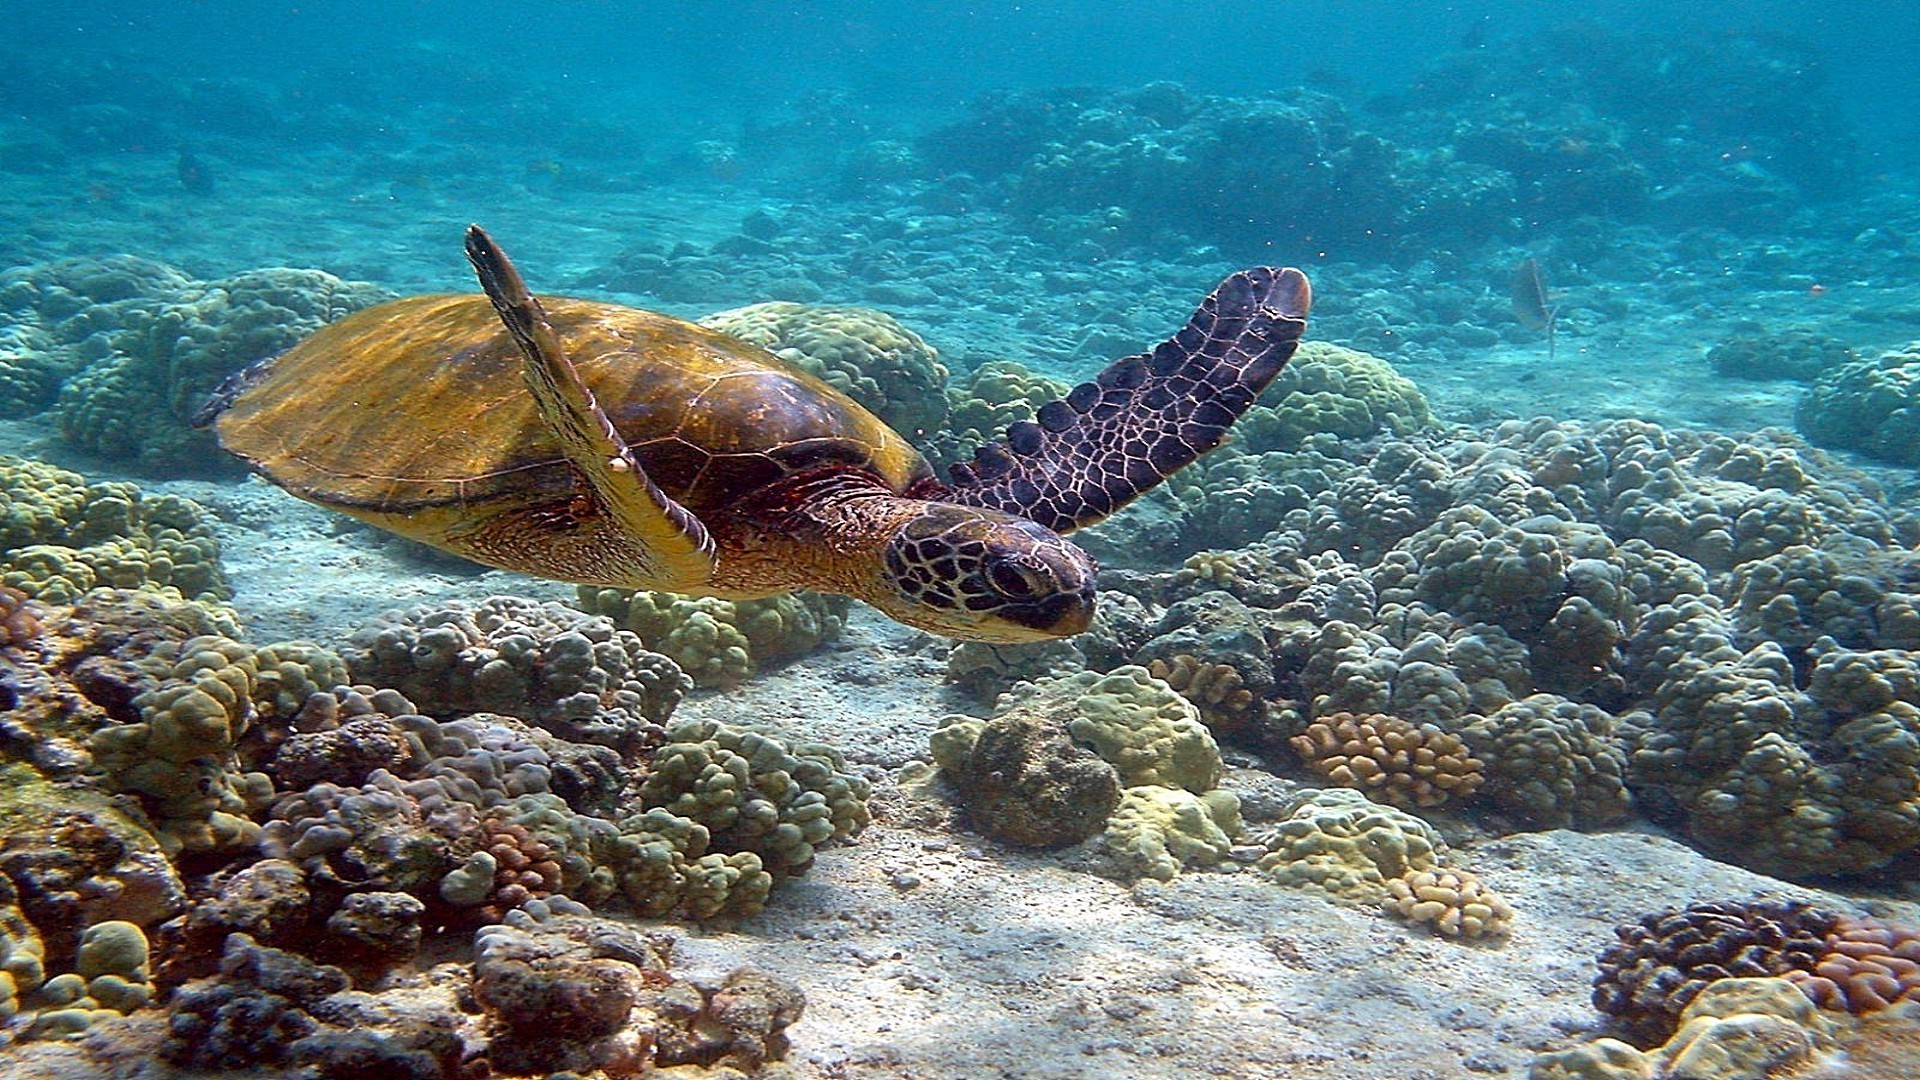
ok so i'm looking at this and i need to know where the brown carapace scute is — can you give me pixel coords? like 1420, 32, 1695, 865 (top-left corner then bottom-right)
196, 225, 1310, 643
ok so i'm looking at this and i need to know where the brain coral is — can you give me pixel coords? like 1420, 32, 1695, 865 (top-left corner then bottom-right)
1796, 341, 1920, 466
0, 456, 228, 603
700, 300, 950, 439
1, 258, 389, 474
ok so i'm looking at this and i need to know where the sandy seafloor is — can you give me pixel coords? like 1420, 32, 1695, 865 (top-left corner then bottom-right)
5, 147, 1920, 1076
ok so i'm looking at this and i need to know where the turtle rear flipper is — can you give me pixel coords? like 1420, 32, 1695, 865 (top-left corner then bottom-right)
944, 266, 1311, 534
464, 224, 717, 589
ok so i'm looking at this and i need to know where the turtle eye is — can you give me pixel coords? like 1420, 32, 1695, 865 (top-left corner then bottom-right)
985, 559, 1045, 601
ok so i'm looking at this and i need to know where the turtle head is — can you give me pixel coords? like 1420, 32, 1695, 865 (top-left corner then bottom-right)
875, 502, 1097, 642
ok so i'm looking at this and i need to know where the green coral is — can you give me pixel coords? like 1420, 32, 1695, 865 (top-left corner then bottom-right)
638, 719, 871, 880
1010, 665, 1221, 793
576, 587, 848, 689
0, 456, 228, 603
1795, 341, 1920, 466
1254, 787, 1446, 903
47, 265, 389, 473
700, 301, 950, 439
1103, 786, 1241, 882
1234, 341, 1432, 452
90, 632, 345, 854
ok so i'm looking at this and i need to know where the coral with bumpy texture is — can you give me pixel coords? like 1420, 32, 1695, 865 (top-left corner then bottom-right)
1534, 976, 1834, 1079
1291, 711, 1484, 810
929, 711, 1122, 849
1625, 622, 1920, 877
1796, 341, 1920, 466
1459, 695, 1631, 828
1384, 868, 1513, 940
1783, 915, 1920, 1014
48, 265, 388, 473
1253, 787, 1447, 903
700, 300, 950, 439
638, 718, 872, 880
1, 456, 227, 603
1233, 341, 1432, 452
1102, 786, 1241, 882
89, 631, 344, 853
1592, 900, 1837, 1043
1708, 326, 1854, 382
343, 595, 690, 751
576, 586, 848, 689
1030, 666, 1223, 793
921, 359, 1072, 472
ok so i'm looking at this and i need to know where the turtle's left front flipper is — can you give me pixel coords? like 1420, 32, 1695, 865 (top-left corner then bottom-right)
944, 266, 1311, 534
464, 224, 717, 589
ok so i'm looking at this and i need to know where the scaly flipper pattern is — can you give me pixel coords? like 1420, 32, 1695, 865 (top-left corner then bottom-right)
943, 266, 1311, 534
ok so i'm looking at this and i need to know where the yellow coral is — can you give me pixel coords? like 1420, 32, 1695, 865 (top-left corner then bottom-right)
1384, 868, 1514, 940
577, 587, 846, 688
1290, 712, 1484, 809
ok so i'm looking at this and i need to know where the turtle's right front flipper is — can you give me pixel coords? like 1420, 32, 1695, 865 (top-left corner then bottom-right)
464, 224, 716, 589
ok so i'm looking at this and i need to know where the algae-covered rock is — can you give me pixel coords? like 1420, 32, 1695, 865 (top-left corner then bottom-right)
929, 710, 1122, 848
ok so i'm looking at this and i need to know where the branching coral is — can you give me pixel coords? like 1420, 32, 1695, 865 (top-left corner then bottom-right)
1384, 867, 1513, 940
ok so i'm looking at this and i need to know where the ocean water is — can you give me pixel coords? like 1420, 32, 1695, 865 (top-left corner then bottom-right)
3, 2, 1920, 1076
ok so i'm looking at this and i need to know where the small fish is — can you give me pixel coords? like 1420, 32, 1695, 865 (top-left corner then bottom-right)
1511, 257, 1559, 361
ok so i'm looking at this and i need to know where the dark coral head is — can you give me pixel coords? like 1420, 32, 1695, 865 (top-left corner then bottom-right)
878, 502, 1096, 642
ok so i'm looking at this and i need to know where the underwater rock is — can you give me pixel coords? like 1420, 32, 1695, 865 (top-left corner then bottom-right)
929, 709, 1121, 848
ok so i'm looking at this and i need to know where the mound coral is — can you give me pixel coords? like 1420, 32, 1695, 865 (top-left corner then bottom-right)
341, 595, 691, 751
575, 586, 847, 689
0, 456, 227, 603
0, 256, 389, 474
1796, 341, 1920, 466
1233, 341, 1433, 452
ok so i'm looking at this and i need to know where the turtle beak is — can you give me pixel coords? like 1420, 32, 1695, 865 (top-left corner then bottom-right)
1001, 577, 1096, 638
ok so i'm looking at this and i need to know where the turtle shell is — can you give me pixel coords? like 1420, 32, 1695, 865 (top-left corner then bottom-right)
208, 295, 934, 539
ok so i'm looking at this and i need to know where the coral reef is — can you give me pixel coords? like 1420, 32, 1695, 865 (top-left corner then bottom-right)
1383, 867, 1514, 940
576, 586, 848, 689
1102, 785, 1241, 882
1707, 326, 1854, 382
1534, 977, 1835, 1080
700, 300, 950, 439
1290, 711, 1484, 810
1231, 341, 1433, 452
1796, 341, 1920, 466
0, 456, 227, 603
0, 255, 387, 473
1592, 901, 1838, 1042
341, 595, 691, 752
1252, 787, 1447, 904
929, 710, 1121, 848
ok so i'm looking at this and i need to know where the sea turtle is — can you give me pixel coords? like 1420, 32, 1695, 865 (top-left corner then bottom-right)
196, 226, 1310, 643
